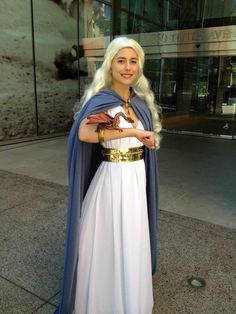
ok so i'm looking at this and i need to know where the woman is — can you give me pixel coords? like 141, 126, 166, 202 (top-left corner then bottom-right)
55, 36, 162, 314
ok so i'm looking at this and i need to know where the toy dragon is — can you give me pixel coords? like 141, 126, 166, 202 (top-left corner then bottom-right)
86, 111, 134, 131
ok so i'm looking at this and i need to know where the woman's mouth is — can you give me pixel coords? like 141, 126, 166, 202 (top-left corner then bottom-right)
121, 74, 133, 79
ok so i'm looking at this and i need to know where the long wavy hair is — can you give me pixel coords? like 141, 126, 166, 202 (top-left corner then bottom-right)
74, 36, 162, 147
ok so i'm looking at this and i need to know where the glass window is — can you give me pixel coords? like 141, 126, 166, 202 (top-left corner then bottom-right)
129, 1, 145, 16
233, 0, 236, 17
0, 1, 36, 142
158, 56, 236, 138
33, 0, 79, 136
145, 0, 161, 21
120, 11, 129, 34
79, 1, 111, 38
93, 1, 111, 36
161, 0, 236, 31
204, 0, 232, 19
119, 0, 161, 34
79, 1, 112, 93
121, 0, 129, 10
163, 0, 181, 30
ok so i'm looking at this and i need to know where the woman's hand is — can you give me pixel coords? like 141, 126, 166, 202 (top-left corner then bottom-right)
135, 129, 155, 149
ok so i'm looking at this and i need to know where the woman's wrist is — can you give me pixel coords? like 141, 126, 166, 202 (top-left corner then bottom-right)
122, 128, 136, 137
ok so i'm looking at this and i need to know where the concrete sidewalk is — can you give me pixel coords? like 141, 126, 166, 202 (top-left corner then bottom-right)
0, 133, 236, 313
0, 134, 236, 228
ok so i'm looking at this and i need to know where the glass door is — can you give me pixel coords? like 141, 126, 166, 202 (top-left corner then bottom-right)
159, 56, 236, 138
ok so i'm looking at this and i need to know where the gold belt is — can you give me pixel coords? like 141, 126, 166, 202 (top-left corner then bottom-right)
102, 146, 144, 162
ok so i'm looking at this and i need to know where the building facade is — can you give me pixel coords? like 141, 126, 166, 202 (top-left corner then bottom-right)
0, 0, 236, 144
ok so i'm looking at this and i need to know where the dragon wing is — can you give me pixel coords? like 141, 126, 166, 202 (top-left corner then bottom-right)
86, 112, 114, 124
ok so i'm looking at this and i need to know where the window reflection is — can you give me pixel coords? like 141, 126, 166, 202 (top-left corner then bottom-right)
79, 0, 111, 88
1, 0, 236, 143
119, 0, 161, 34
153, 56, 236, 136
79, 0, 111, 38
0, 0, 36, 142
93, 1, 111, 36
162, 0, 236, 30
33, 0, 79, 136
118, 0, 236, 33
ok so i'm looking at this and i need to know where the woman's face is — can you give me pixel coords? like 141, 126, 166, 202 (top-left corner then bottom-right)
110, 47, 139, 89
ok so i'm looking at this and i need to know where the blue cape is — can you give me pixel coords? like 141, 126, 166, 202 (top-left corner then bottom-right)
55, 88, 159, 313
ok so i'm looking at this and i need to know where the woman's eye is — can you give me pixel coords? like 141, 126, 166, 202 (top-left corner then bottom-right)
117, 59, 124, 63
131, 60, 137, 64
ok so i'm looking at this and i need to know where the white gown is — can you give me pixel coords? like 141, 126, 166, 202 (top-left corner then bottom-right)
74, 106, 153, 314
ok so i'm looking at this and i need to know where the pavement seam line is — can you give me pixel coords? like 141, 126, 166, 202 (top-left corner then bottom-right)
0, 136, 67, 152
158, 208, 236, 239
0, 274, 51, 304
0, 189, 65, 215
46, 290, 61, 306
0, 169, 68, 188
30, 301, 56, 314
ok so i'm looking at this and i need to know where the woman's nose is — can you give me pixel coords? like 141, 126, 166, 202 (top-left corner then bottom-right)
125, 61, 131, 70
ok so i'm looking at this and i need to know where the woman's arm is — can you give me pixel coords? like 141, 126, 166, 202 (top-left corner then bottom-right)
78, 117, 155, 149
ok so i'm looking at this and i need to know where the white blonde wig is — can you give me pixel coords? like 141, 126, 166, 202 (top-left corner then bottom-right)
74, 36, 162, 148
